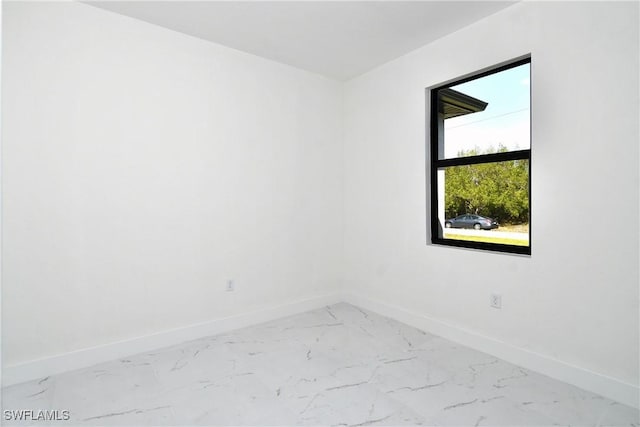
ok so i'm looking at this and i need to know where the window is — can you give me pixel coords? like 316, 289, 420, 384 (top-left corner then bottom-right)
429, 57, 531, 255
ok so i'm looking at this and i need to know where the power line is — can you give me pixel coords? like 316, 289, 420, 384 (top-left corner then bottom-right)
446, 108, 529, 130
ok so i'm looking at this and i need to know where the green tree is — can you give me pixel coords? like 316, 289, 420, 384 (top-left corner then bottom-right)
444, 145, 529, 224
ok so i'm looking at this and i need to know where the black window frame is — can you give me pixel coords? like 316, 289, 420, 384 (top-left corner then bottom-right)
429, 57, 531, 255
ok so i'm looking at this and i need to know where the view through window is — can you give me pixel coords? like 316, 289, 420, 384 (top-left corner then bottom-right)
430, 58, 531, 254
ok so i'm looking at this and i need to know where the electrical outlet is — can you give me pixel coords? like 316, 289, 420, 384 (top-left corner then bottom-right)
226, 280, 235, 292
490, 293, 502, 309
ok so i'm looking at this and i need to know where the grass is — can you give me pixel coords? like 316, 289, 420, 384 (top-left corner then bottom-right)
445, 234, 529, 246
497, 223, 529, 233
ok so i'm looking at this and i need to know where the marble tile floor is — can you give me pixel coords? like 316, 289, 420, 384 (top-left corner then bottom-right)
2, 303, 639, 426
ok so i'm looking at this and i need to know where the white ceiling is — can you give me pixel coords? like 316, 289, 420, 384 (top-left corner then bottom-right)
86, 1, 517, 81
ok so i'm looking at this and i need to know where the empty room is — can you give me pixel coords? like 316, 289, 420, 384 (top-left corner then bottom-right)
1, 0, 639, 425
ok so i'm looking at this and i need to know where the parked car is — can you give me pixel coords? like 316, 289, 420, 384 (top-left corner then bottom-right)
445, 214, 499, 230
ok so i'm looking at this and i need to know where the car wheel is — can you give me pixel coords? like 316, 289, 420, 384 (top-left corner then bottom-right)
473, 223, 481, 230
445, 222, 452, 228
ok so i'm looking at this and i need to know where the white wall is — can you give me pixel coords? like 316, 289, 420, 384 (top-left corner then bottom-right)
2, 2, 343, 368
343, 0, 639, 397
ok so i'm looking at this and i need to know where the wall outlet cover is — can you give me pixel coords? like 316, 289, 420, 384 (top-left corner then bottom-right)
490, 293, 502, 309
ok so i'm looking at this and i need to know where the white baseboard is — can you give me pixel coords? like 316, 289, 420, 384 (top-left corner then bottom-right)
343, 292, 640, 409
4, 291, 638, 410
2, 292, 345, 387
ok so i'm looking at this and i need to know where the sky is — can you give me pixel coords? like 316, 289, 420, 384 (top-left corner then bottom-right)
443, 63, 530, 159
